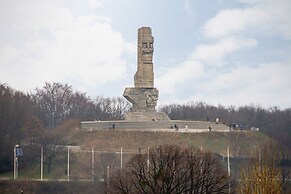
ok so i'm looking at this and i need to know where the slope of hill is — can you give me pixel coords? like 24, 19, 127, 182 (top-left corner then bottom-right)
0, 120, 271, 194
68, 128, 269, 157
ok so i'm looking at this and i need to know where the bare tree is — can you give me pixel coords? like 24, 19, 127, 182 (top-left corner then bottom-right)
32, 82, 94, 128
41, 129, 65, 174
22, 115, 44, 146
108, 145, 229, 194
32, 82, 73, 128
110, 97, 131, 120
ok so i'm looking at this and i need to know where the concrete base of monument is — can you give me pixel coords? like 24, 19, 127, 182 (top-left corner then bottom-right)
124, 111, 170, 121
80, 120, 230, 132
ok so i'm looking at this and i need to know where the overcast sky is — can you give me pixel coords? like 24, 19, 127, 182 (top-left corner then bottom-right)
1, 0, 291, 109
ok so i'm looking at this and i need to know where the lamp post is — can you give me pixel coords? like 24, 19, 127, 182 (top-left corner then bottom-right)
13, 144, 19, 180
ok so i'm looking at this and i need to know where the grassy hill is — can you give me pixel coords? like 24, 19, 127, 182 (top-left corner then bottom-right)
0, 120, 271, 193
66, 121, 269, 157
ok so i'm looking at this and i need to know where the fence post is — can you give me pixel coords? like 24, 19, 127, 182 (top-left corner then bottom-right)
67, 146, 70, 181
40, 146, 43, 181
92, 148, 95, 181
120, 147, 123, 170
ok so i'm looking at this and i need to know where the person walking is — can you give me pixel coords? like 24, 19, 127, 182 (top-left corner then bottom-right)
216, 117, 219, 124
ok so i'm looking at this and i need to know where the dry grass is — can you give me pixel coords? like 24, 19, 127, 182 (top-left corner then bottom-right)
56, 119, 269, 156
69, 129, 269, 157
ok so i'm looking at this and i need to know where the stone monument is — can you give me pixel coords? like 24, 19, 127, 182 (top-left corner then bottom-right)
80, 27, 230, 132
123, 27, 170, 121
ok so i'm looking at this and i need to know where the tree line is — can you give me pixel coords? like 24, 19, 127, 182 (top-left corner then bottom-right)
0, 82, 130, 172
159, 101, 291, 151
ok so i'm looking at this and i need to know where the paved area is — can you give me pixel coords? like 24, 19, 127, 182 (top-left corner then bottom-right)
82, 120, 231, 132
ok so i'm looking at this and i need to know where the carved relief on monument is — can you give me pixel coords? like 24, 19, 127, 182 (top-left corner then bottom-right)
140, 41, 154, 61
134, 27, 154, 88
123, 88, 158, 112
145, 89, 158, 110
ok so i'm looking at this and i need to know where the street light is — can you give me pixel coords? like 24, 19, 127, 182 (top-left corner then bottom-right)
13, 144, 23, 180
14, 145, 19, 180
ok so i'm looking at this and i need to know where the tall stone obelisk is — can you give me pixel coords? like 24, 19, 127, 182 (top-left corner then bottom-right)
134, 27, 154, 88
123, 27, 170, 121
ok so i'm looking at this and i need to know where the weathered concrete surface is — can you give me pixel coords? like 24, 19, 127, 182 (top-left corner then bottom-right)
124, 112, 170, 121
123, 88, 158, 112
135, 27, 154, 88
123, 27, 170, 121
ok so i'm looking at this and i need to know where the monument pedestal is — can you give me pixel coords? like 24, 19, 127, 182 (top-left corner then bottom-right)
123, 87, 170, 121
125, 112, 170, 121
123, 87, 158, 112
